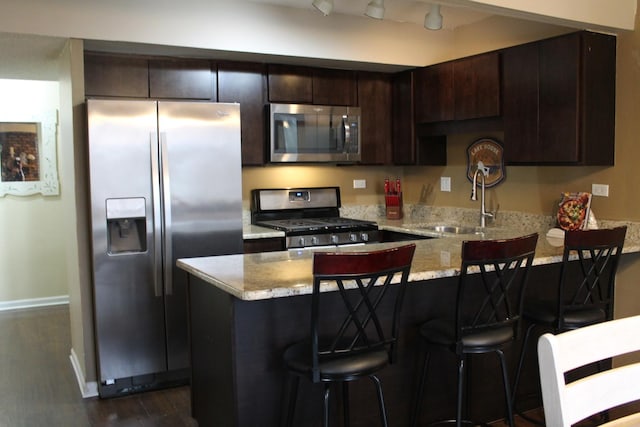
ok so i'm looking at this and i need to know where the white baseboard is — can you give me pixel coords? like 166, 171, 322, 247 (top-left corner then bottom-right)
0, 295, 69, 311
70, 348, 99, 398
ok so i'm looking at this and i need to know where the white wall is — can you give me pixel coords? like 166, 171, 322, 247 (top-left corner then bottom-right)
0, 80, 68, 306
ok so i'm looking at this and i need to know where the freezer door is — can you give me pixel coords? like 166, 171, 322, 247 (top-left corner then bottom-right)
158, 101, 243, 370
87, 99, 168, 382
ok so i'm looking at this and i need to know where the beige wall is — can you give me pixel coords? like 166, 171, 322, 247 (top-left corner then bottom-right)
0, 80, 69, 303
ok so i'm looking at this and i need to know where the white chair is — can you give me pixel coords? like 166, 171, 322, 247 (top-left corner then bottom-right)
538, 315, 640, 427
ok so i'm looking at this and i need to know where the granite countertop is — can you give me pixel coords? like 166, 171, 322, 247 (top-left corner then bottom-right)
187, 206, 640, 301
180, 226, 640, 302
243, 224, 284, 240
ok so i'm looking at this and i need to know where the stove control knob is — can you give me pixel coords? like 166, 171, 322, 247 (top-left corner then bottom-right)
311, 236, 319, 246
331, 235, 339, 244
349, 233, 358, 242
361, 233, 369, 242
297, 237, 305, 247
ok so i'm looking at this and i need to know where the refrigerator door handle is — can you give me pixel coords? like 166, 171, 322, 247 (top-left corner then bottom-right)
150, 133, 163, 298
160, 133, 174, 296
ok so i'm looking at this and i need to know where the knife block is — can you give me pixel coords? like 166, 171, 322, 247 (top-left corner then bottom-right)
385, 193, 403, 219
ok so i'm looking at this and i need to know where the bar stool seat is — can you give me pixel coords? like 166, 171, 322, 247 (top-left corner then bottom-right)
523, 300, 606, 327
419, 318, 515, 350
281, 243, 416, 427
284, 341, 389, 381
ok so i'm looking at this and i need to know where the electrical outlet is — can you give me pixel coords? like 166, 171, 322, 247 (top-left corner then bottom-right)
440, 177, 451, 192
353, 179, 366, 189
592, 183, 609, 197
440, 251, 451, 267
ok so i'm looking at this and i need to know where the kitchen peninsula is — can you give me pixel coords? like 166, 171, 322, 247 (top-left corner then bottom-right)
178, 220, 640, 427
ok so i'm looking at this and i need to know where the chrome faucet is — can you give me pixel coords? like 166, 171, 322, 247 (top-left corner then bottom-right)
471, 162, 494, 228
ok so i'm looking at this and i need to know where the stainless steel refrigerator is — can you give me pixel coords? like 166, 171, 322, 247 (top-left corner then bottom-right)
87, 99, 243, 397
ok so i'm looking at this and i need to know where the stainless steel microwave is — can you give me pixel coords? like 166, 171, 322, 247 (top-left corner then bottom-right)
269, 103, 361, 163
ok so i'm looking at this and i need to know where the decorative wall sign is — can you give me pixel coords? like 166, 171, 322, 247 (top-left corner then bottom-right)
0, 111, 59, 197
466, 137, 505, 188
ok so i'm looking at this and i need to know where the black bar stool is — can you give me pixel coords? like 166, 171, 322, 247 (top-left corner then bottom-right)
511, 226, 627, 424
281, 243, 416, 427
410, 233, 539, 427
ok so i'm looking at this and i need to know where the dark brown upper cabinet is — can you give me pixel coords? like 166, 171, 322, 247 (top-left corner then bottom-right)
84, 53, 149, 98
453, 53, 501, 120
391, 70, 417, 165
392, 70, 448, 166
149, 59, 215, 100
357, 71, 392, 165
217, 62, 268, 166
414, 62, 454, 123
267, 64, 358, 106
414, 52, 500, 124
503, 31, 615, 165
313, 69, 357, 106
267, 64, 313, 103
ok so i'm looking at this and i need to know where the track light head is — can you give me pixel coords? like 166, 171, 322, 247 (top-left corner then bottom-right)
424, 4, 443, 30
365, 0, 385, 20
312, 0, 333, 16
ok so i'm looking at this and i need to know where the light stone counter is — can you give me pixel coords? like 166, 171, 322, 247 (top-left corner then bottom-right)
243, 223, 284, 240
178, 224, 639, 302
200, 205, 640, 301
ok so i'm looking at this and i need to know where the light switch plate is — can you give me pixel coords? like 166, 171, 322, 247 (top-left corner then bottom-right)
440, 177, 451, 192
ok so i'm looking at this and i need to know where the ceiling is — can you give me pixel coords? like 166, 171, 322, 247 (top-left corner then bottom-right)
0, 33, 67, 81
1, 1, 491, 81
249, 0, 492, 30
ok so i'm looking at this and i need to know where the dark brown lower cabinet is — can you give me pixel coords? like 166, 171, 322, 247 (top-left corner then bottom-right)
243, 237, 284, 253
186, 263, 562, 427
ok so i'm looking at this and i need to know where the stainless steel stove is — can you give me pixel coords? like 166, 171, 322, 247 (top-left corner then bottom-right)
251, 187, 379, 249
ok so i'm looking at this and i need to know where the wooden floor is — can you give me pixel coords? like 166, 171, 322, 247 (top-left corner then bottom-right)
0, 305, 196, 427
0, 305, 547, 427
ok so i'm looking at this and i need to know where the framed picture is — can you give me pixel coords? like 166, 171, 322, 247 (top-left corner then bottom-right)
0, 111, 59, 196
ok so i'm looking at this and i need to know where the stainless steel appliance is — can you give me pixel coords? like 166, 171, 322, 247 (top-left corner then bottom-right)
269, 104, 361, 163
87, 99, 243, 397
251, 187, 378, 249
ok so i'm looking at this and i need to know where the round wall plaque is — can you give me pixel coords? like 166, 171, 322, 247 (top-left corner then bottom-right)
466, 137, 505, 188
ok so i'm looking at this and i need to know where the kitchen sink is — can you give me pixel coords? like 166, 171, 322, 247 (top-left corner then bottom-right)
413, 225, 483, 235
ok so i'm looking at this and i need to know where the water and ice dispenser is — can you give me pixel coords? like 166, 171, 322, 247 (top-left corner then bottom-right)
106, 198, 147, 254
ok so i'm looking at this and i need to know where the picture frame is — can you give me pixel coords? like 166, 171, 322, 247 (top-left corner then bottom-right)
0, 110, 59, 197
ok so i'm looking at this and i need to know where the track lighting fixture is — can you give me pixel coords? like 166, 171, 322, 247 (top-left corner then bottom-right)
312, 0, 333, 16
365, 0, 385, 20
424, 3, 443, 30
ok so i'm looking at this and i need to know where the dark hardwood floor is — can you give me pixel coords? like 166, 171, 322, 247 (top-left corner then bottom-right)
0, 305, 551, 427
0, 305, 196, 427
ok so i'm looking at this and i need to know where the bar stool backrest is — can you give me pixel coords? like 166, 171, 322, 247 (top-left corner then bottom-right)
456, 233, 539, 351
556, 226, 627, 331
310, 243, 416, 382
